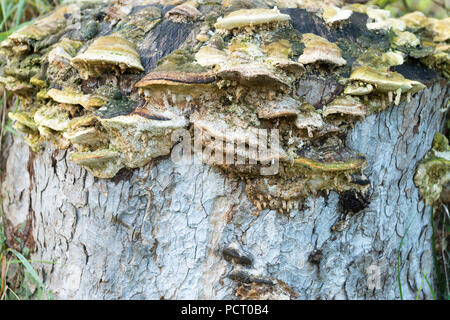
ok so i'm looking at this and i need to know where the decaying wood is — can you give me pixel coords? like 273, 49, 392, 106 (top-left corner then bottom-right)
0, 0, 449, 299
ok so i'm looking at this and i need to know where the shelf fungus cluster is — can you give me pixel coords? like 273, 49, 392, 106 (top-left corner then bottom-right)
345, 65, 425, 107
349, 5, 450, 79
214, 7, 291, 32
414, 133, 450, 206
2, 1, 447, 215
298, 33, 346, 66
71, 34, 145, 80
342, 49, 427, 109
0, 5, 77, 55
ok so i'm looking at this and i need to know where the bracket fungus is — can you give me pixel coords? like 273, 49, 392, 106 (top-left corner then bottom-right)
63, 115, 108, 148
0, 76, 33, 95
321, 5, 352, 26
414, 133, 450, 205
70, 150, 124, 179
393, 31, 421, 48
2, 1, 446, 216
99, 113, 188, 168
345, 66, 426, 105
429, 18, 450, 43
365, 7, 406, 32
0, 5, 77, 55
292, 146, 367, 173
217, 62, 291, 88
64, 126, 107, 147
8, 110, 44, 152
165, 2, 202, 23
33, 104, 70, 132
263, 40, 305, 72
323, 96, 368, 118
297, 33, 346, 66
399, 11, 429, 30
47, 38, 83, 67
213, 39, 300, 90
71, 34, 144, 80
136, 70, 215, 87
135, 69, 217, 112
294, 108, 325, 138
244, 143, 370, 213
195, 46, 228, 67
48, 88, 107, 110
8, 111, 38, 132
193, 118, 288, 169
214, 8, 291, 31
256, 96, 300, 119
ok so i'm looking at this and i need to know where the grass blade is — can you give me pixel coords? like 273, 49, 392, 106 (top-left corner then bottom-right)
421, 271, 436, 300
15, 0, 26, 26
415, 273, 425, 300
4, 125, 19, 137
0, 0, 7, 31
0, 253, 5, 297
0, 20, 32, 42
6, 248, 45, 289
397, 213, 418, 300
8, 259, 56, 264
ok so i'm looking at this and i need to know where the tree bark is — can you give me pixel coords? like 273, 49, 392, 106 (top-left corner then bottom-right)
1, 2, 449, 299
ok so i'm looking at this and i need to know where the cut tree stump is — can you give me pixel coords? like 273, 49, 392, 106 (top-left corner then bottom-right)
1, 1, 448, 299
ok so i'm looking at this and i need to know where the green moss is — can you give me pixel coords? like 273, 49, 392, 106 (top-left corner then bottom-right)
30, 77, 46, 87
299, 103, 315, 112
24, 132, 43, 152
81, 20, 99, 40
415, 157, 450, 205
4, 67, 33, 81
8, 111, 38, 131
266, 26, 304, 57
95, 92, 139, 119
291, 157, 366, 172
353, 48, 394, 70
421, 52, 450, 79
414, 133, 450, 205
433, 133, 449, 152
115, 6, 161, 41
154, 48, 208, 73
407, 45, 435, 59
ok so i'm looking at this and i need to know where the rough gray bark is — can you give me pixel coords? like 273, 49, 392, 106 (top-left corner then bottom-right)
1, 79, 447, 299
1, 1, 449, 300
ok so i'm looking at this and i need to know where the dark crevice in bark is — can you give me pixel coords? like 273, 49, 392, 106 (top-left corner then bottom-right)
140, 20, 195, 72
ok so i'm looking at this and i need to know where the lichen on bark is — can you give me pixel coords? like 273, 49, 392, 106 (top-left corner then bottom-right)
0, 0, 449, 300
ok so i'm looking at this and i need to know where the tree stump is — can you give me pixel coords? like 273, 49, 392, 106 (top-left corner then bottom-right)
1, 1, 449, 299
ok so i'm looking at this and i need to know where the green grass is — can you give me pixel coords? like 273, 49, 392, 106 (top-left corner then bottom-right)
431, 204, 450, 300
0, 218, 55, 300
0, 0, 58, 33
371, 0, 449, 18
0, 0, 60, 149
0, 0, 62, 146
396, 212, 435, 300
397, 213, 418, 299
397, 205, 449, 300
0, 0, 59, 301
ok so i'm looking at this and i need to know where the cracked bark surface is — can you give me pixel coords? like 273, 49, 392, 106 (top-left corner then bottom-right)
1, 79, 447, 299
0, 2, 449, 300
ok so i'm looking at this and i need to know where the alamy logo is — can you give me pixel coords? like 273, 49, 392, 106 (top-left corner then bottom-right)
170, 125, 282, 175
366, 265, 381, 290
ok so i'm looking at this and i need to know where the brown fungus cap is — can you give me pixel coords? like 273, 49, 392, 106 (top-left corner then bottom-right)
298, 33, 346, 66
135, 71, 216, 87
72, 35, 144, 79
